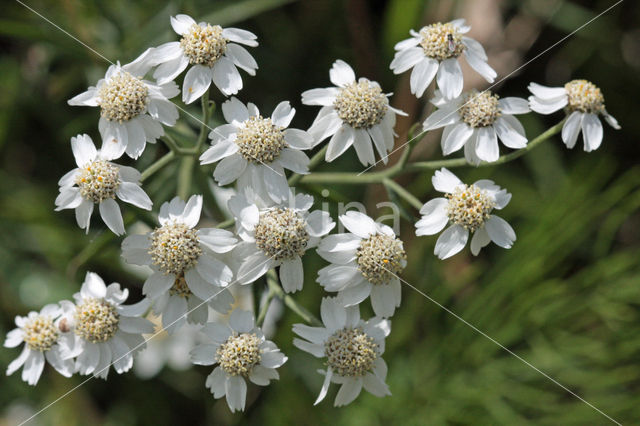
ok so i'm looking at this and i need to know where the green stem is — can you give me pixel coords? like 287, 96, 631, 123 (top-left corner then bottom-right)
216, 218, 235, 229
383, 178, 423, 210
141, 151, 176, 183
298, 120, 565, 185
266, 270, 322, 326
256, 285, 276, 327
177, 90, 212, 199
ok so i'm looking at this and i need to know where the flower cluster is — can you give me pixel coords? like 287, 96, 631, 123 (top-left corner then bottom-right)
7, 11, 621, 416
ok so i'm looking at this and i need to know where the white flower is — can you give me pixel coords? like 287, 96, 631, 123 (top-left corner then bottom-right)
390, 19, 496, 99
68, 50, 179, 160
191, 309, 287, 413
57, 272, 154, 379
423, 89, 530, 165
121, 195, 237, 333
416, 168, 515, 259
293, 297, 391, 406
199, 97, 314, 203
151, 14, 258, 103
528, 79, 620, 152
5, 304, 75, 385
55, 134, 152, 235
302, 60, 406, 166
316, 211, 406, 318
230, 190, 335, 292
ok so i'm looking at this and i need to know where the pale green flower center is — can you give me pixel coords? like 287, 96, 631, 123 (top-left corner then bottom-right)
254, 208, 309, 261
564, 79, 605, 114
325, 327, 378, 377
23, 316, 58, 351
149, 222, 202, 276
75, 298, 120, 343
459, 90, 501, 128
75, 159, 120, 203
97, 71, 149, 122
235, 116, 287, 163
217, 332, 262, 376
334, 81, 388, 129
446, 184, 495, 232
180, 23, 227, 67
356, 233, 406, 285
419, 22, 465, 61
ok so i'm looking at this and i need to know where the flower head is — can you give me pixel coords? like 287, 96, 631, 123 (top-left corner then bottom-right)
528, 80, 620, 152
302, 60, 406, 166
55, 134, 152, 235
151, 14, 258, 103
5, 304, 75, 385
317, 211, 406, 318
200, 97, 314, 203
68, 50, 179, 159
121, 195, 237, 333
191, 310, 287, 412
293, 298, 391, 406
56, 272, 154, 379
230, 190, 335, 292
416, 168, 516, 259
390, 19, 496, 99
423, 90, 530, 165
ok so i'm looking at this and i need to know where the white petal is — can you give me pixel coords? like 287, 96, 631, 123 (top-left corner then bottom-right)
214, 154, 248, 185
143, 272, 174, 298
99, 199, 125, 235
4, 328, 23, 348
284, 128, 315, 149
222, 28, 258, 47
137, 114, 165, 143
170, 14, 196, 35
225, 43, 258, 75
326, 125, 355, 161
436, 58, 463, 99
415, 198, 449, 236
222, 96, 249, 124
7, 347, 30, 376
442, 122, 473, 155
237, 252, 272, 284
271, 101, 296, 128
422, 107, 458, 130
22, 351, 45, 385
146, 99, 178, 127
123, 120, 147, 159
119, 316, 154, 334
100, 121, 128, 160
292, 324, 330, 345
154, 54, 190, 85
197, 228, 237, 253
190, 344, 218, 365
249, 365, 279, 386
363, 372, 391, 397
410, 57, 439, 97
205, 367, 227, 398
470, 227, 491, 255
116, 182, 152, 210
527, 82, 566, 99
581, 113, 603, 152
329, 60, 356, 87
182, 65, 212, 104
475, 126, 499, 162
462, 36, 487, 60
528, 95, 568, 115
202, 322, 231, 344
484, 216, 516, 249
320, 297, 346, 332
334, 378, 363, 406
162, 296, 187, 333
260, 350, 287, 369
68, 88, 98, 106
293, 338, 325, 357
262, 164, 289, 203
339, 211, 377, 238
434, 225, 469, 259
389, 47, 424, 74
55, 188, 83, 211
603, 112, 621, 130
317, 265, 362, 291
278, 148, 309, 174
82, 272, 107, 299
432, 167, 462, 193
463, 50, 496, 83
279, 257, 304, 293
562, 111, 583, 149
314, 368, 333, 405
494, 117, 528, 149
394, 36, 420, 51
308, 108, 343, 144
195, 254, 233, 287
352, 129, 375, 166
229, 309, 254, 333
200, 140, 238, 165
181, 195, 202, 228
498, 97, 530, 115
71, 134, 97, 167
225, 375, 247, 412
75, 200, 93, 232
339, 282, 371, 307
152, 41, 183, 62
211, 57, 243, 96
300, 88, 339, 106
306, 210, 335, 237
370, 280, 400, 318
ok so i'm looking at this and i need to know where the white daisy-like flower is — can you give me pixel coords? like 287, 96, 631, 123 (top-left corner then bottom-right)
5, 304, 75, 385
57, 272, 154, 379
121, 195, 237, 333
191, 309, 287, 413
230, 190, 335, 292
293, 297, 391, 406
68, 50, 179, 160
390, 19, 496, 99
55, 134, 152, 236
302, 60, 406, 166
199, 97, 314, 203
528, 79, 620, 152
416, 168, 515, 259
423, 89, 530, 165
316, 211, 406, 318
151, 14, 258, 103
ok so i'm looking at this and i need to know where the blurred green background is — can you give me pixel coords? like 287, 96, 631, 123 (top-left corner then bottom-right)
2, 0, 640, 424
